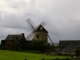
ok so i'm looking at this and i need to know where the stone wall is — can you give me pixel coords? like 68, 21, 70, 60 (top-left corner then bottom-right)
32, 32, 48, 42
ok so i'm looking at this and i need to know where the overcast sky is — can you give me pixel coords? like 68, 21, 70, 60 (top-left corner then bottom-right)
0, 0, 80, 43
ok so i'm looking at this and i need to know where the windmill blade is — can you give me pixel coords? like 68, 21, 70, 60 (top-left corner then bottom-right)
26, 20, 34, 31
26, 32, 33, 40
26, 18, 36, 31
28, 18, 36, 29
47, 34, 54, 45
40, 21, 46, 26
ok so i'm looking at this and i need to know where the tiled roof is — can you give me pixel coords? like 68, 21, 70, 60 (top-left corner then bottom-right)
59, 40, 80, 51
5, 35, 21, 40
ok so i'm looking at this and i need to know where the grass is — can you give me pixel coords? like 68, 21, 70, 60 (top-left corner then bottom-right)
0, 49, 69, 60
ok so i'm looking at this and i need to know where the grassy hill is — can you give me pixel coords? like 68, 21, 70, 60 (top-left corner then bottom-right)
0, 50, 69, 60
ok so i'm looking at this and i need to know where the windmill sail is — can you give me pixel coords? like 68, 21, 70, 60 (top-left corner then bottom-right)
25, 18, 36, 40
47, 34, 54, 45
26, 32, 33, 40
40, 21, 46, 26
26, 18, 36, 31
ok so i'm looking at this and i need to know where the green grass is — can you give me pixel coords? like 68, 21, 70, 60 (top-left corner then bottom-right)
0, 50, 69, 60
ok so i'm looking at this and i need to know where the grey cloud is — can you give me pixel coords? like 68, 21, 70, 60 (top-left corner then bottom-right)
0, 0, 80, 43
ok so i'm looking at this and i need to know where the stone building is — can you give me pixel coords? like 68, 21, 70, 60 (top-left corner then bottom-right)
59, 40, 80, 55
2, 33, 26, 50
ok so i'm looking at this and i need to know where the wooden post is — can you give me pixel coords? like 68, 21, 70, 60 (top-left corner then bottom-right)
56, 58, 58, 60
24, 59, 27, 60
42, 58, 45, 60
66, 58, 69, 60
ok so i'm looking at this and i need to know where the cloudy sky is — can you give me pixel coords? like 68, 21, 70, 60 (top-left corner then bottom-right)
0, 0, 80, 43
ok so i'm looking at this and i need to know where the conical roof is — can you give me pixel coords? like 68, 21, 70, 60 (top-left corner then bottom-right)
34, 25, 48, 33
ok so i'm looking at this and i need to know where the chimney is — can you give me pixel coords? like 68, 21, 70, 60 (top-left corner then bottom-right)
21, 33, 24, 37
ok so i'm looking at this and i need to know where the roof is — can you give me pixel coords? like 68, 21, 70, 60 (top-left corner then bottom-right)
59, 40, 80, 52
5, 34, 21, 40
59, 40, 80, 41
34, 25, 48, 33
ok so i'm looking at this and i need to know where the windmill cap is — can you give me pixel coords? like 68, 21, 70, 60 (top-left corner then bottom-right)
33, 25, 48, 33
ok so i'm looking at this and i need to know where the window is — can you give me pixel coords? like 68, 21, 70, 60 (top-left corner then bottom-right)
36, 34, 39, 39
40, 27, 43, 30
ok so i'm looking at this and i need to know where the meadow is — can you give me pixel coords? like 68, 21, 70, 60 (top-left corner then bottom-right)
0, 50, 69, 60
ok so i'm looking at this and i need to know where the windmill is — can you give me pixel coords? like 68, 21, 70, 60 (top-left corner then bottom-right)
26, 18, 53, 45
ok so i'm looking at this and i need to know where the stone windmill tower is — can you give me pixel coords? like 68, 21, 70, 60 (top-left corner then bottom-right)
32, 24, 48, 43
26, 18, 53, 44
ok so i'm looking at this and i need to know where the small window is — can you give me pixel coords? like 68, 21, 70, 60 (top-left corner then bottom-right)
36, 34, 39, 39
40, 27, 43, 30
